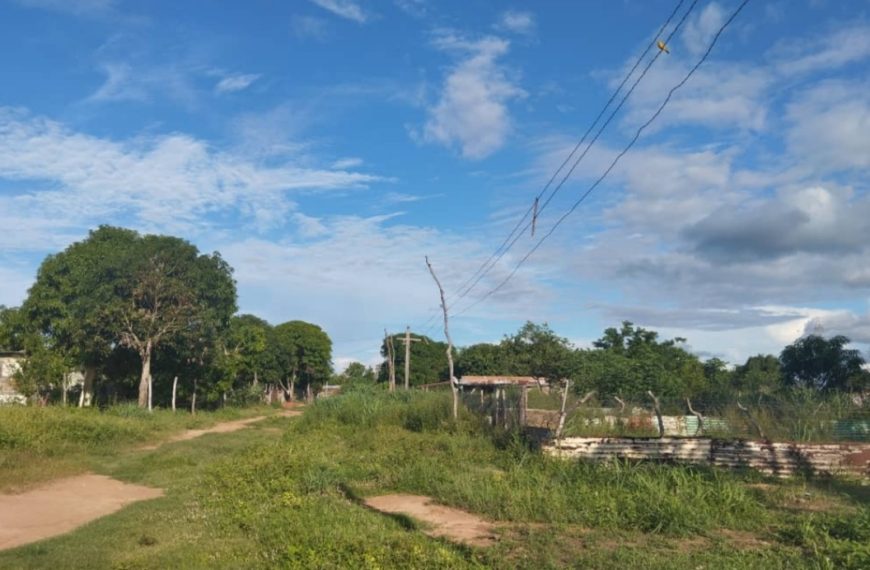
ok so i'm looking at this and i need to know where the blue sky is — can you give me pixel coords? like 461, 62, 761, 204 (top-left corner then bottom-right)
1, 0, 870, 370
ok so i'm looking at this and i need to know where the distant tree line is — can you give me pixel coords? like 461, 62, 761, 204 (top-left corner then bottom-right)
346, 321, 869, 402
0, 226, 332, 409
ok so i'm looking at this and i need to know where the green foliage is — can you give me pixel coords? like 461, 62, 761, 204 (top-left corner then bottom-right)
379, 332, 449, 386
334, 361, 376, 385
500, 321, 574, 381
781, 334, 867, 392
273, 320, 333, 394
457, 342, 512, 376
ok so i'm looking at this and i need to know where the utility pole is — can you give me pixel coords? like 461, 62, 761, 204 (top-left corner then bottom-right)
384, 329, 396, 392
397, 326, 423, 390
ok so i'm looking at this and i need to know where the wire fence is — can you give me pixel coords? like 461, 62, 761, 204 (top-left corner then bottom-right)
524, 389, 870, 443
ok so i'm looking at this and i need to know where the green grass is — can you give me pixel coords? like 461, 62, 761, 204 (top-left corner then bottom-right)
0, 403, 275, 491
0, 392, 867, 569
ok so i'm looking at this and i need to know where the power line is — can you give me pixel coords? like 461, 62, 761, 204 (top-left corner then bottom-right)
440, 0, 701, 319
414, 0, 691, 334
453, 0, 753, 319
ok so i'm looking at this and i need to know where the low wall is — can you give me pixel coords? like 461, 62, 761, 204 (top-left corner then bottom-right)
544, 437, 870, 478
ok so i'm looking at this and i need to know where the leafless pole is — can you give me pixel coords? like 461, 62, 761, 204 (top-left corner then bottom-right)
397, 326, 422, 390
425, 256, 459, 420
384, 329, 396, 392
555, 379, 572, 441
171, 376, 178, 412
686, 397, 704, 435
647, 390, 665, 438
737, 400, 767, 440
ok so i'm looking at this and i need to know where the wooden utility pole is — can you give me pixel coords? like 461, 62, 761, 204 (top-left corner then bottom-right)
397, 326, 423, 390
384, 329, 396, 392
425, 256, 459, 419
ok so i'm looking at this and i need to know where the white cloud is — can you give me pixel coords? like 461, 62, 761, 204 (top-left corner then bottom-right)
0, 108, 381, 244
786, 80, 870, 172
292, 15, 330, 40
331, 157, 364, 169
423, 33, 525, 159
774, 23, 870, 76
87, 61, 199, 106
495, 10, 535, 35
215, 73, 261, 94
681, 2, 726, 56
309, 0, 368, 23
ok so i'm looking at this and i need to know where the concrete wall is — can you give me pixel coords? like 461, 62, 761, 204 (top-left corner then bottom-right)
545, 436, 870, 478
0, 355, 25, 405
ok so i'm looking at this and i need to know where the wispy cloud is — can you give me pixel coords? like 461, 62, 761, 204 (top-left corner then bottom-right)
309, 0, 368, 24
0, 107, 382, 241
13, 0, 116, 17
292, 15, 330, 40
421, 32, 526, 159
495, 10, 536, 35
331, 157, 364, 169
215, 73, 261, 94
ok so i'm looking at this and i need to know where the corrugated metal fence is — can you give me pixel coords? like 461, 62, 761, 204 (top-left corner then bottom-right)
544, 437, 870, 477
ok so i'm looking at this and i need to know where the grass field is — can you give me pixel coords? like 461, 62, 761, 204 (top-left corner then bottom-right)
1, 390, 868, 569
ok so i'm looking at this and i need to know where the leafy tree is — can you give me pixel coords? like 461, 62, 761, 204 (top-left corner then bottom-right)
12, 342, 69, 404
378, 333, 449, 386
23, 226, 141, 405
780, 335, 866, 392
22, 226, 237, 408
456, 342, 512, 377
335, 361, 376, 385
273, 320, 333, 401
579, 322, 706, 400
222, 314, 270, 385
733, 354, 781, 396
500, 322, 574, 381
0, 305, 25, 351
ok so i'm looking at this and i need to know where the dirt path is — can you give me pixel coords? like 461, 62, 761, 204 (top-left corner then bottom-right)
0, 409, 303, 551
140, 409, 302, 450
364, 494, 497, 547
0, 474, 163, 551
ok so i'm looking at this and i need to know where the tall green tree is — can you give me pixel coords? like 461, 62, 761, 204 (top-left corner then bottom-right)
22, 226, 237, 408
500, 322, 574, 381
273, 320, 333, 401
456, 342, 512, 377
780, 335, 866, 392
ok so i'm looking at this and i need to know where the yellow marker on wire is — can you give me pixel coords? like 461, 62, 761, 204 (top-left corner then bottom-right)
657, 40, 670, 54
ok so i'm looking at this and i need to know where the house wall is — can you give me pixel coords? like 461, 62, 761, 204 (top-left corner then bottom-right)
0, 355, 25, 405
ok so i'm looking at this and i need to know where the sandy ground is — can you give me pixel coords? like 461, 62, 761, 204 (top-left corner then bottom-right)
364, 494, 496, 547
0, 474, 164, 551
139, 409, 301, 450
0, 409, 302, 551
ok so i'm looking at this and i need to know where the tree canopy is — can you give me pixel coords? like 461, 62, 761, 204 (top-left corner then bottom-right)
780, 334, 867, 392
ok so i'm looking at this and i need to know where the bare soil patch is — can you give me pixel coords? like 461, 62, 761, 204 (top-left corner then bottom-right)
364, 494, 497, 547
0, 473, 163, 551
140, 410, 301, 450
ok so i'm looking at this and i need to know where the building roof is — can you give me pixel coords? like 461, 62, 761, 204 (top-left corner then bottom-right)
457, 375, 541, 387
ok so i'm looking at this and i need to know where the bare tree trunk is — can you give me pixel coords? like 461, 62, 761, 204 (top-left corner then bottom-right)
148, 374, 153, 412
425, 256, 458, 420
80, 366, 96, 408
137, 340, 152, 408
191, 378, 198, 415
306, 383, 313, 403
737, 400, 766, 440
384, 330, 396, 392
555, 379, 572, 440
686, 397, 704, 435
647, 390, 665, 438
172, 376, 178, 412
253, 370, 258, 387
614, 396, 626, 413
61, 374, 68, 407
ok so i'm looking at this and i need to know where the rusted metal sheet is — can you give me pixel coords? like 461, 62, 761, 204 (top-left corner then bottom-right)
544, 437, 869, 478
